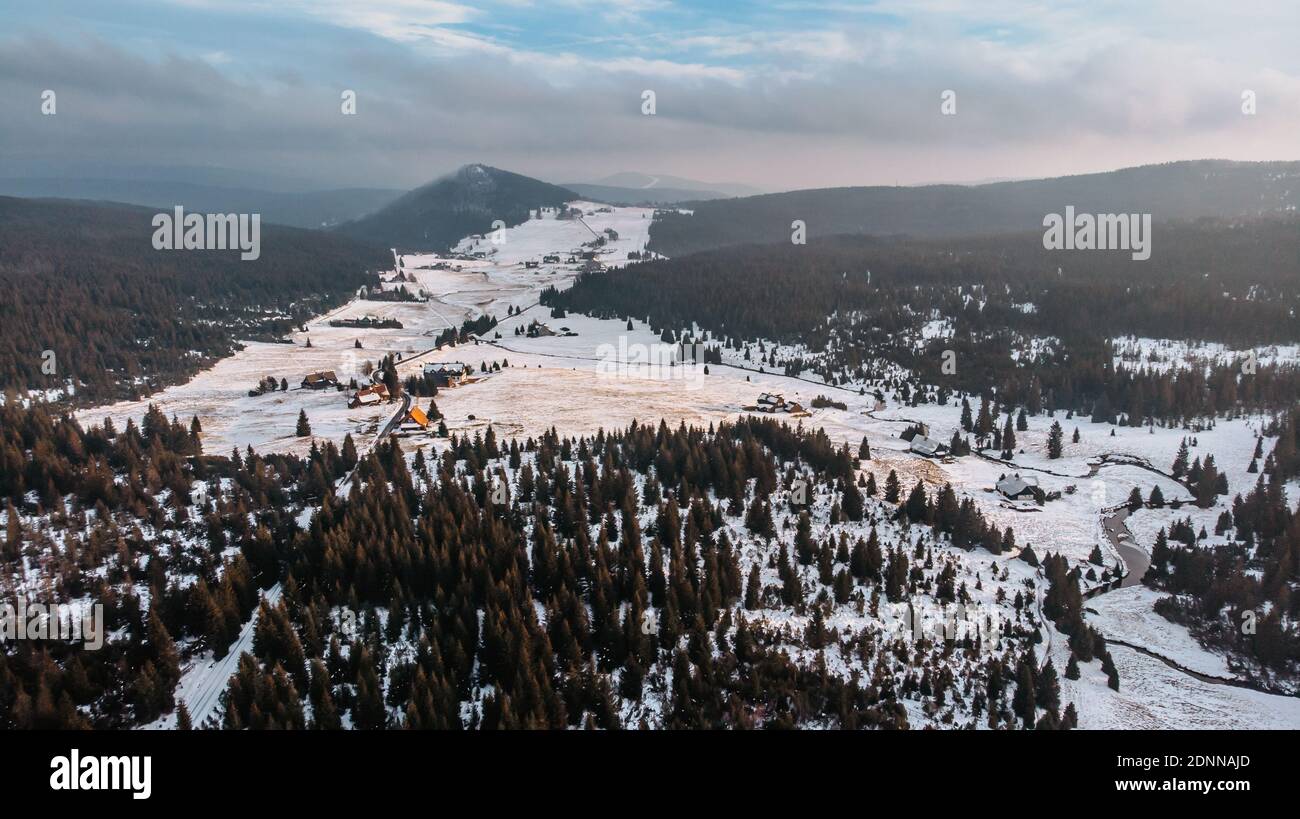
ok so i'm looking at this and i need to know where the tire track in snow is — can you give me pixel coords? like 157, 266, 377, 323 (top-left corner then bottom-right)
180, 583, 283, 728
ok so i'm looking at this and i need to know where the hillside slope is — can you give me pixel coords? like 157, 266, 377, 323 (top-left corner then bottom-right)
0, 178, 403, 229
335, 164, 577, 252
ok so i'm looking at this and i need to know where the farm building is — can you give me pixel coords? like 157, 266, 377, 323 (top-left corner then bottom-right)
348, 384, 389, 408
909, 435, 948, 458
400, 406, 430, 432
423, 362, 470, 387
301, 371, 339, 389
996, 474, 1043, 503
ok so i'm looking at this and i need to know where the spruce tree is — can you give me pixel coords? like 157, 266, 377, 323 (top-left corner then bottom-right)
1047, 421, 1063, 459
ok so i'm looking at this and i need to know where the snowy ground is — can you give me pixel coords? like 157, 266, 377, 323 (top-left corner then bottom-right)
1052, 610, 1300, 730
76, 199, 1300, 730
1113, 335, 1300, 374
1084, 585, 1235, 679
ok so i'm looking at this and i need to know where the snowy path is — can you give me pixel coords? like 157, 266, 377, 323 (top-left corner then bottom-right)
176, 583, 283, 728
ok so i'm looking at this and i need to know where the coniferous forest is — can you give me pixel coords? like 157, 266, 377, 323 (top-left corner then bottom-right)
3, 404, 1065, 730
0, 197, 388, 405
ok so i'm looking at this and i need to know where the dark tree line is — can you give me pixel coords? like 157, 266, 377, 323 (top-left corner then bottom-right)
224, 418, 1042, 729
0, 197, 387, 405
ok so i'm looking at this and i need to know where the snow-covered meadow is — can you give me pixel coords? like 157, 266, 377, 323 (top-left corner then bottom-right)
73, 199, 1300, 730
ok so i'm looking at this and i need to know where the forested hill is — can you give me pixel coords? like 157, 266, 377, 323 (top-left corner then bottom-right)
0, 196, 388, 405
648, 160, 1300, 256
557, 218, 1300, 347
334, 164, 577, 252
548, 218, 1300, 416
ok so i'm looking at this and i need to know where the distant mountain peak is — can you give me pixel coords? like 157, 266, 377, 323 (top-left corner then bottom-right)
335, 165, 577, 252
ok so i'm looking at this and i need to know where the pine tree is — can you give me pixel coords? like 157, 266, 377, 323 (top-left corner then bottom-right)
1100, 651, 1120, 691
1012, 659, 1036, 729
1171, 439, 1189, 478
841, 476, 864, 521
296, 409, 312, 437
884, 469, 901, 503
744, 565, 761, 610
1062, 702, 1078, 729
341, 433, 358, 470
904, 481, 929, 522
1047, 421, 1063, 459
975, 397, 994, 444
1126, 487, 1144, 511
1035, 660, 1061, 714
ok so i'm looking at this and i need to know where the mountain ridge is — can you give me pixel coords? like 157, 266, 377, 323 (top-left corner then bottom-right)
646, 159, 1300, 256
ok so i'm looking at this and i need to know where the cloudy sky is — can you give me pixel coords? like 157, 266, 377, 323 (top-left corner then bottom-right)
3, 0, 1299, 192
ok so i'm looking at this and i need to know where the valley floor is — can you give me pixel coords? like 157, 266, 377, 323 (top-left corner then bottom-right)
78, 201, 1300, 730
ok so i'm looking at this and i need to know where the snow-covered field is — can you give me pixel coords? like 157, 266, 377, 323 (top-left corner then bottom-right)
1084, 586, 1235, 679
76, 202, 653, 457
1054, 626, 1300, 730
76, 200, 1300, 730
